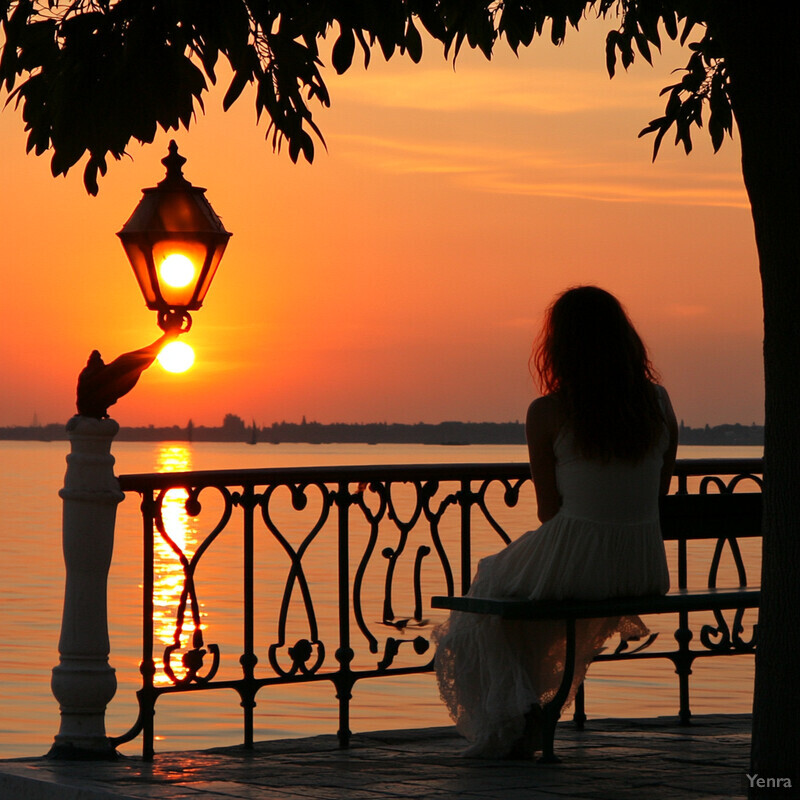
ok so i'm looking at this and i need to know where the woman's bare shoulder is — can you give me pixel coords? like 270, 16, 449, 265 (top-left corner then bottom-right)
526, 394, 563, 430
651, 382, 676, 410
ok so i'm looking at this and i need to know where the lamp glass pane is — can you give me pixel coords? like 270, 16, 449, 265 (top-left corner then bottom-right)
121, 241, 158, 306
151, 239, 209, 307
193, 242, 228, 305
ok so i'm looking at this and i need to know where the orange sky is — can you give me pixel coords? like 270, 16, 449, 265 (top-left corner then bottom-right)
0, 18, 763, 429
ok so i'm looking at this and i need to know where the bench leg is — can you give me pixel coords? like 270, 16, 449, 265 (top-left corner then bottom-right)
573, 683, 586, 730
538, 703, 561, 763
674, 611, 693, 725
536, 617, 577, 764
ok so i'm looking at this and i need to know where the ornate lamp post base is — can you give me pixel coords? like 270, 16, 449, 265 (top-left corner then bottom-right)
49, 415, 123, 760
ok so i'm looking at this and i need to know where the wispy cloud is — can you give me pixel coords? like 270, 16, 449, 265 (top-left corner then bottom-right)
334, 66, 661, 116
469, 173, 748, 208
336, 134, 749, 209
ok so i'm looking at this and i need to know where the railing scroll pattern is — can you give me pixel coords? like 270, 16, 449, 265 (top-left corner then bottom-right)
114, 458, 762, 758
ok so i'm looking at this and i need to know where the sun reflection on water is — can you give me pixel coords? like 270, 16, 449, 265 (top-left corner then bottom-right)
153, 444, 202, 686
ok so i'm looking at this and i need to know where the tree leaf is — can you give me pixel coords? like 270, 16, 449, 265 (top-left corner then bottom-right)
550, 14, 566, 46
680, 18, 696, 46
223, 70, 250, 111
634, 31, 652, 65
331, 26, 356, 74
663, 11, 678, 40
355, 29, 371, 68
405, 19, 423, 63
605, 29, 620, 78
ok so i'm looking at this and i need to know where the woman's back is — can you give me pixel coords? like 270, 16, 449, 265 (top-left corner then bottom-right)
554, 424, 667, 526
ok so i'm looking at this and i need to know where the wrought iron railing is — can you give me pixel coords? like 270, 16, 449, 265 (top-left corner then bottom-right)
115, 457, 762, 759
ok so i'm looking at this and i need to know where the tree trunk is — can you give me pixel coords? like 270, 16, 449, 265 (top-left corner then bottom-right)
713, 6, 800, 794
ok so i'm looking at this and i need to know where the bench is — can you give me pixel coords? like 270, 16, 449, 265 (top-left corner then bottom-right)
431, 491, 761, 762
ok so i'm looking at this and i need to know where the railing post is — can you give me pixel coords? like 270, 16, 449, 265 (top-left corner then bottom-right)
140, 487, 157, 761
239, 484, 258, 749
334, 480, 355, 747
459, 479, 473, 594
50, 415, 124, 759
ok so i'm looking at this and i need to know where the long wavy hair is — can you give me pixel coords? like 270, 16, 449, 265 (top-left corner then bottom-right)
531, 286, 664, 461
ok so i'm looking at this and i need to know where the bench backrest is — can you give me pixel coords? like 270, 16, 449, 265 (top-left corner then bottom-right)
659, 492, 762, 540
659, 491, 762, 590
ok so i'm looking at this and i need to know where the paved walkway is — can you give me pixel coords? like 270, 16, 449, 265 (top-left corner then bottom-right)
0, 714, 750, 800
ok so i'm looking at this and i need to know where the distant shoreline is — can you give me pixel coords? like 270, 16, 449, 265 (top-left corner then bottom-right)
0, 417, 765, 446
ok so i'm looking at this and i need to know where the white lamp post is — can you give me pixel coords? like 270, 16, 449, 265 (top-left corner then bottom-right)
49, 142, 229, 758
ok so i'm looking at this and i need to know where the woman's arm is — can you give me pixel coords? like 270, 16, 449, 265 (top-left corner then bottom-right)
659, 387, 679, 496
526, 395, 562, 523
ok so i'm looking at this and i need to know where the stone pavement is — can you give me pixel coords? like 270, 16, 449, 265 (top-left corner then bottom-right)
0, 714, 751, 800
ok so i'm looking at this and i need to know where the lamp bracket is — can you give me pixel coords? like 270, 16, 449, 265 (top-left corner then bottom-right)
158, 309, 193, 334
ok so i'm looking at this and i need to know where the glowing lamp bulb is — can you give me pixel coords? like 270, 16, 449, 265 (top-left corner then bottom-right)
157, 341, 195, 373
159, 253, 195, 288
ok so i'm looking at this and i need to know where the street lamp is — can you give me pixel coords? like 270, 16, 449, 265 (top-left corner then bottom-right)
118, 140, 232, 334
51, 143, 229, 760
73, 142, 231, 419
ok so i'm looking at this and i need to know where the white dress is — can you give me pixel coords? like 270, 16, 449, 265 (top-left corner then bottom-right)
433, 407, 671, 757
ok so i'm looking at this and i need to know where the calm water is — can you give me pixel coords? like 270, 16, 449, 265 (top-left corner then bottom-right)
0, 440, 762, 758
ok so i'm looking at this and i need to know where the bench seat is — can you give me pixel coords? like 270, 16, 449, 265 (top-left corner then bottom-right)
431, 586, 760, 620
431, 586, 760, 762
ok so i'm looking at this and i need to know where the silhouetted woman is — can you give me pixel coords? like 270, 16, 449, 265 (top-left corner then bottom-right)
433, 286, 678, 758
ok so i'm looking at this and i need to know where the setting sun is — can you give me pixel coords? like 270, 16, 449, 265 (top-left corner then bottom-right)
159, 253, 195, 288
157, 341, 195, 373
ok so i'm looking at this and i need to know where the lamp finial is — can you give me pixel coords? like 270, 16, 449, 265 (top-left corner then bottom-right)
160, 141, 189, 186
